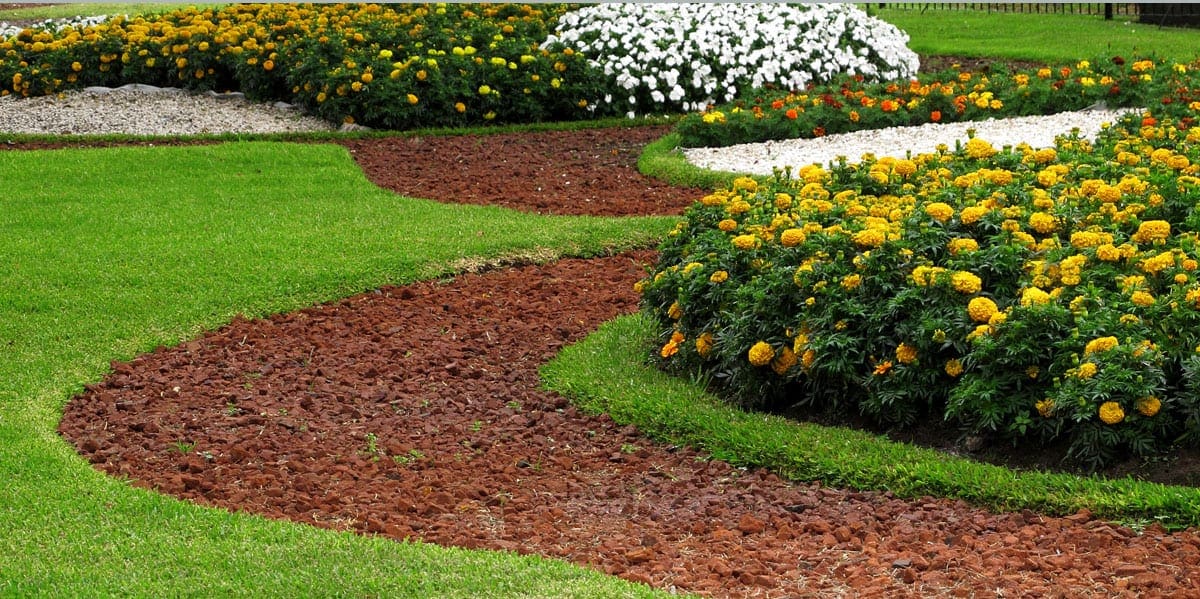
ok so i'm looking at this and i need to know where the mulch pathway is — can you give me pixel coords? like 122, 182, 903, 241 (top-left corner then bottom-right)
55, 125, 1200, 597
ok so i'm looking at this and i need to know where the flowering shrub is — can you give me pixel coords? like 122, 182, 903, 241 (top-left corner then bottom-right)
542, 3, 918, 117
640, 108, 1200, 467
677, 56, 1200, 148
0, 3, 609, 128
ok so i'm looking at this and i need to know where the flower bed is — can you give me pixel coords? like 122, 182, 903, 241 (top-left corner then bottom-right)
543, 3, 917, 117
676, 57, 1200, 148
0, 3, 920, 129
640, 109, 1200, 467
0, 3, 605, 128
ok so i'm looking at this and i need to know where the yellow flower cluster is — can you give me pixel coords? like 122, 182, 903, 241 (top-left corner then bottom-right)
748, 341, 775, 367
1098, 401, 1125, 424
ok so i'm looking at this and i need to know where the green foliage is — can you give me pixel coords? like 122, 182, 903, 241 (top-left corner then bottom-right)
542, 312, 1200, 530
641, 110, 1200, 467
676, 56, 1200, 148
0, 3, 615, 128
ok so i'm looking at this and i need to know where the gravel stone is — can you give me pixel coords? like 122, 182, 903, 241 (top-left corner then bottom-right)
684, 107, 1141, 175
0, 86, 335, 135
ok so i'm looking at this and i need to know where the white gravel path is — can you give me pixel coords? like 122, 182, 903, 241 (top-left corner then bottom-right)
0, 84, 335, 135
683, 108, 1141, 175
0, 84, 1137, 174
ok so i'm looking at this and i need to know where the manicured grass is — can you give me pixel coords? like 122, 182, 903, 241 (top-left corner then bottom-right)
636, 132, 751, 191
542, 314, 1200, 531
0, 141, 674, 597
876, 7, 1200, 64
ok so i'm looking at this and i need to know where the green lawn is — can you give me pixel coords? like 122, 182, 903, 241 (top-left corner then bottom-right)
0, 141, 674, 597
6, 4, 1200, 597
876, 6, 1200, 64
0, 3, 226, 22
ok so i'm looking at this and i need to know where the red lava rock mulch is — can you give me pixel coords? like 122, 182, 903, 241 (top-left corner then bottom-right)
56, 128, 1200, 597
338, 125, 705, 216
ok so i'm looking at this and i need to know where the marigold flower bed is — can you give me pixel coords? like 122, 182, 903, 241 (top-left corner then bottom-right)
643, 110, 1200, 467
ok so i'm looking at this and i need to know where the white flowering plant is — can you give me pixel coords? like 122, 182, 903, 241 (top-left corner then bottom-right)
0, 14, 112, 41
542, 3, 919, 117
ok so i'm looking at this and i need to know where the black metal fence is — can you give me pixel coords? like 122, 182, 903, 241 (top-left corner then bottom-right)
884, 3, 1137, 17
882, 3, 1200, 26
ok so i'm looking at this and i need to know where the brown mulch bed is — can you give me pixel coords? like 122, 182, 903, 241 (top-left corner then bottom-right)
54, 126, 1200, 597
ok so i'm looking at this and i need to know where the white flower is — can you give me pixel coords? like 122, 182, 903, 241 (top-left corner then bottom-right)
544, 3, 918, 116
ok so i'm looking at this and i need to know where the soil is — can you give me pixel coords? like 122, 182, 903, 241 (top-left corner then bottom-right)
50, 126, 1200, 596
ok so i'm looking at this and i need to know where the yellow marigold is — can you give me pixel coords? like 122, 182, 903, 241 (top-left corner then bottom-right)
774, 193, 793, 210
732, 234, 759, 250
893, 159, 917, 177
667, 302, 682, 320
1140, 251, 1175, 274
1027, 366, 1040, 379
967, 297, 998, 322
695, 332, 714, 358
660, 330, 685, 358
948, 238, 979, 255
1077, 362, 1098, 379
960, 205, 988, 225
732, 177, 758, 193
965, 138, 998, 159
1131, 290, 1156, 307
718, 218, 738, 232
1070, 231, 1104, 249
895, 342, 918, 364
873, 360, 894, 376
710, 270, 728, 284
748, 341, 775, 367
852, 229, 886, 248
1035, 398, 1055, 418
1136, 396, 1162, 417
727, 199, 752, 215
1028, 212, 1058, 234
951, 271, 983, 294
1098, 401, 1125, 425
1176, 273, 1190, 285
1096, 244, 1122, 262
989, 311, 1007, 326
967, 324, 993, 341
801, 348, 816, 369
1132, 220, 1171, 244
841, 274, 862, 290
1084, 336, 1118, 355
1020, 287, 1051, 306
944, 359, 963, 377
780, 228, 806, 247
772, 347, 798, 375
1184, 259, 1198, 271
924, 202, 954, 223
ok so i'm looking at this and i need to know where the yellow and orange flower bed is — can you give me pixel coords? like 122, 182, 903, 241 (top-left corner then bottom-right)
0, 3, 605, 128
641, 109, 1200, 467
677, 57, 1200, 148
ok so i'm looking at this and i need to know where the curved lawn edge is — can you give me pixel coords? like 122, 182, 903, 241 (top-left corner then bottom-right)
541, 312, 1200, 531
0, 141, 675, 597
637, 131, 753, 191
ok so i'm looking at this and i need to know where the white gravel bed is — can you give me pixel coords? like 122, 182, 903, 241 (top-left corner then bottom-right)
0, 84, 336, 135
683, 108, 1141, 175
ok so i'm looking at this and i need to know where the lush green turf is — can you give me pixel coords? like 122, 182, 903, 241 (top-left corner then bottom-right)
0, 141, 674, 597
637, 132, 750, 191
542, 314, 1200, 531
876, 6, 1200, 64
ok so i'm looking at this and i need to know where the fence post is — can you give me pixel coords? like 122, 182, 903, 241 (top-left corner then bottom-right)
1105, 3, 1113, 20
